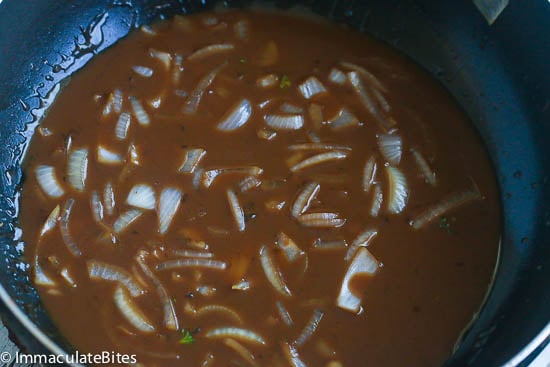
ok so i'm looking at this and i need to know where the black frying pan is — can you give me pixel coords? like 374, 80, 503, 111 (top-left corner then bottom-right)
0, 0, 549, 366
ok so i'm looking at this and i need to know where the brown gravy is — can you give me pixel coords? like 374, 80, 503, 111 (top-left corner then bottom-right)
20, 10, 500, 367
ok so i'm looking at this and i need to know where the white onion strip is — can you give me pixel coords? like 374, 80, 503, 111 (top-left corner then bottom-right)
259, 245, 291, 297
345, 228, 377, 261
288, 143, 352, 152
337, 248, 379, 314
136, 254, 178, 330
179, 148, 206, 174
97, 145, 123, 165
291, 182, 320, 218
59, 198, 81, 257
328, 107, 359, 130
410, 187, 482, 230
297, 212, 346, 228
298, 76, 327, 99
370, 184, 383, 217
312, 238, 348, 251
340, 61, 388, 93
378, 134, 402, 166
276, 232, 304, 263
411, 148, 437, 186
227, 189, 245, 232
33, 254, 56, 287
196, 305, 244, 324
265, 114, 304, 130
129, 96, 150, 126
132, 65, 153, 78
202, 166, 263, 188
290, 151, 348, 172
158, 187, 182, 235
276, 301, 293, 327
295, 308, 324, 347
67, 148, 88, 192
87, 260, 145, 297
183, 63, 225, 114
328, 68, 347, 85
362, 156, 377, 194
113, 209, 143, 234
90, 191, 104, 224
39, 204, 60, 238
127, 184, 156, 210
217, 99, 252, 131
35, 165, 65, 198
206, 327, 266, 346
281, 342, 307, 367
149, 49, 172, 70
171, 249, 214, 258
187, 43, 234, 61
103, 182, 115, 216
386, 166, 408, 214
114, 286, 155, 333
156, 258, 227, 271
115, 112, 131, 140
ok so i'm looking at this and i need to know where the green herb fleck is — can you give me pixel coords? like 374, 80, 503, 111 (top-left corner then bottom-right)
279, 74, 291, 89
179, 329, 195, 345
438, 216, 455, 234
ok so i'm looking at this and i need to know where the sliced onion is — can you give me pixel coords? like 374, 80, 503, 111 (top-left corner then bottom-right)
234, 20, 249, 40
411, 148, 437, 186
372, 88, 391, 113
378, 134, 402, 166
312, 238, 348, 251
340, 61, 387, 93
59, 198, 81, 257
33, 255, 56, 287
115, 112, 131, 140
410, 187, 481, 230
386, 166, 408, 214
337, 248, 379, 314
257, 74, 278, 88
328, 107, 359, 130
298, 76, 327, 99
239, 176, 261, 192
103, 181, 115, 216
196, 305, 243, 324
232, 278, 251, 291
97, 145, 123, 165
206, 327, 266, 346
281, 342, 307, 367
259, 245, 292, 297
39, 204, 60, 238
347, 71, 395, 132
227, 189, 245, 232
279, 103, 304, 114
136, 254, 178, 330
60, 268, 76, 287
192, 168, 204, 190
187, 43, 234, 61
265, 114, 304, 130
179, 148, 206, 174
127, 184, 156, 210
158, 187, 182, 235
67, 148, 88, 192
362, 156, 377, 194
90, 191, 104, 223
290, 151, 348, 172
113, 209, 143, 234
183, 63, 225, 114
370, 184, 383, 217
172, 54, 183, 85
297, 212, 346, 228
171, 249, 214, 258
257, 127, 277, 140
276, 301, 293, 327
295, 308, 324, 347
114, 286, 155, 333
149, 48, 172, 70
288, 143, 352, 152
276, 232, 304, 263
156, 258, 227, 271
102, 89, 123, 116
291, 182, 320, 218
202, 166, 263, 188
328, 68, 347, 85
129, 96, 150, 126
87, 260, 145, 297
217, 99, 252, 131
132, 65, 153, 78
345, 228, 377, 261
223, 338, 260, 367
127, 143, 140, 166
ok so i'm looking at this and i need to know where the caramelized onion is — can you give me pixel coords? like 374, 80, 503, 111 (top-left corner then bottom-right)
87, 260, 145, 297
103, 181, 115, 217
59, 198, 81, 257
378, 134, 402, 166
298, 76, 327, 100
290, 151, 348, 172
205, 327, 266, 346
114, 286, 155, 333
386, 166, 408, 214
115, 112, 131, 140
39, 204, 60, 238
276, 301, 293, 327
129, 96, 150, 126
158, 187, 182, 235
276, 232, 304, 263
187, 43, 234, 61
67, 148, 88, 192
227, 189, 246, 232
291, 182, 320, 218
35, 165, 65, 198
149, 48, 172, 70
297, 212, 346, 228
217, 99, 252, 131
345, 228, 377, 261
97, 145, 123, 165
90, 191, 104, 224
113, 209, 143, 234
265, 114, 304, 130
179, 148, 206, 174
362, 156, 377, 194
183, 63, 225, 114
337, 248, 379, 314
127, 184, 156, 210
281, 342, 307, 367
328, 107, 359, 130
156, 258, 227, 271
259, 245, 292, 297
340, 61, 387, 93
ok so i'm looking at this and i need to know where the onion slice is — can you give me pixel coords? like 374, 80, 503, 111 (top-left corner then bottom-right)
312, 238, 348, 251
158, 187, 182, 235
370, 184, 383, 217
35, 165, 65, 198
276, 301, 293, 327
87, 260, 145, 297
410, 187, 482, 230
386, 166, 408, 214
227, 189, 245, 232
183, 63, 225, 114
217, 99, 252, 131
411, 148, 437, 186
265, 114, 304, 130
259, 245, 292, 297
295, 308, 324, 347
115, 112, 131, 140
257, 74, 278, 88
202, 166, 263, 188
59, 198, 81, 257
290, 151, 348, 172
67, 148, 88, 192
206, 327, 266, 346
345, 228, 377, 261
179, 148, 206, 174
276, 232, 304, 263
103, 181, 115, 217
129, 96, 150, 126
291, 182, 320, 218
288, 143, 352, 152
281, 342, 307, 367
149, 48, 172, 70
297, 212, 346, 228
113, 209, 143, 234
33, 254, 56, 287
97, 145, 123, 165
187, 43, 234, 61
362, 156, 377, 194
328, 68, 347, 85
39, 204, 60, 238
196, 305, 244, 324
328, 107, 359, 130
127, 184, 156, 210
156, 258, 227, 271
298, 76, 327, 99
114, 286, 155, 333
337, 248, 379, 314
90, 191, 104, 223
340, 61, 388, 93
378, 134, 402, 166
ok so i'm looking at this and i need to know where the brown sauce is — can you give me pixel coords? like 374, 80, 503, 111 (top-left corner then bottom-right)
20, 10, 500, 367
